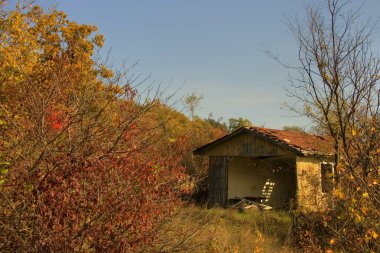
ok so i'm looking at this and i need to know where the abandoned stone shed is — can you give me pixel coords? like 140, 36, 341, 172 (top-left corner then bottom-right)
194, 126, 335, 210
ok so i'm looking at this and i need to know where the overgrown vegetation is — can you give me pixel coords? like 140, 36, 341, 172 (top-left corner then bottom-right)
2, 0, 380, 252
0, 2, 225, 251
274, 0, 380, 251
159, 206, 294, 253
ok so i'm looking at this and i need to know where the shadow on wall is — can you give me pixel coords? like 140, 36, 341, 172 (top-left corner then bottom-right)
228, 157, 296, 209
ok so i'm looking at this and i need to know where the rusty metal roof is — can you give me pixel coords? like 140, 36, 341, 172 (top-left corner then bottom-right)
194, 126, 334, 156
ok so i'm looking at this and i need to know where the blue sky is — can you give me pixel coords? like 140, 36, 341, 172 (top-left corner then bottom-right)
33, 0, 380, 129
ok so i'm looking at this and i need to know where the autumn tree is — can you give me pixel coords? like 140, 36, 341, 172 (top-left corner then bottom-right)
184, 92, 203, 119
140, 102, 227, 202
282, 125, 306, 133
204, 114, 228, 131
0, 3, 191, 252
276, 0, 380, 251
228, 117, 252, 132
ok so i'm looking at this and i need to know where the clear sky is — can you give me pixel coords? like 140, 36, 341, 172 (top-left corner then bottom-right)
32, 0, 380, 129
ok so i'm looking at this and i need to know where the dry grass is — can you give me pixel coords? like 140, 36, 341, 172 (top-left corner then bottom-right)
158, 205, 296, 253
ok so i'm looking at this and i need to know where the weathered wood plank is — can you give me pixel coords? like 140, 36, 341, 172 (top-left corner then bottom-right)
201, 131, 292, 157
208, 156, 228, 208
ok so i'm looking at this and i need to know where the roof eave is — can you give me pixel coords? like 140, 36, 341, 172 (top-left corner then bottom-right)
300, 150, 335, 158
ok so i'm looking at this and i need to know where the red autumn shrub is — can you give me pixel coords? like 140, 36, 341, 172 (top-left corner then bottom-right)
0, 3, 188, 252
